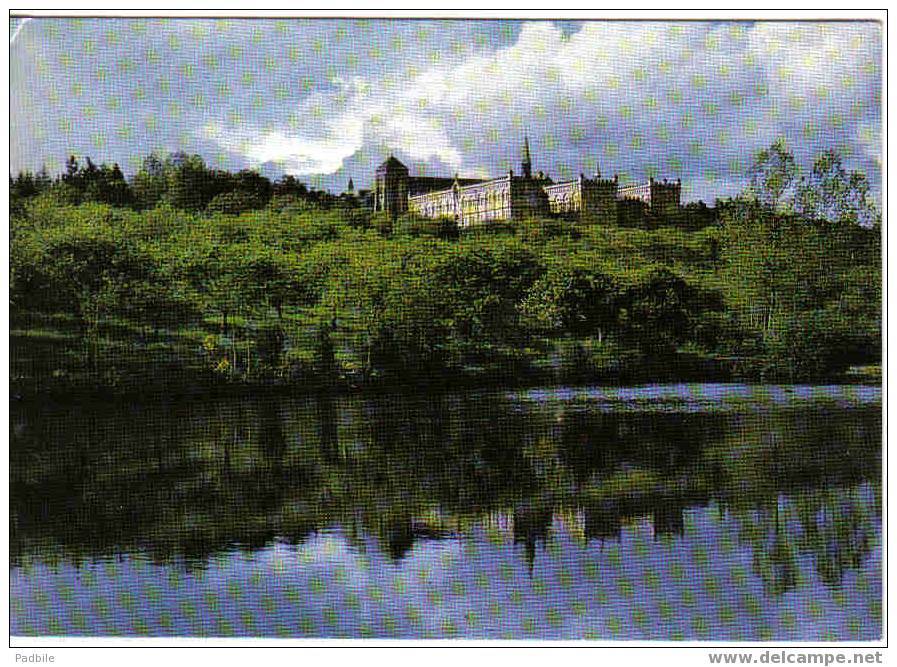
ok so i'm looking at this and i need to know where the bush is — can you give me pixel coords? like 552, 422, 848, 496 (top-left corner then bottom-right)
518, 216, 580, 242
254, 324, 286, 367
551, 338, 641, 384
206, 191, 266, 216
393, 214, 458, 239
764, 309, 877, 381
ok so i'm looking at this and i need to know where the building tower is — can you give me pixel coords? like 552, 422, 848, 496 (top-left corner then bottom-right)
522, 136, 532, 179
347, 177, 354, 194
373, 155, 409, 217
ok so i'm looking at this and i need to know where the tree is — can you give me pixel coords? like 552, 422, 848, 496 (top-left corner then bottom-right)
230, 169, 273, 209
520, 259, 620, 341
171, 241, 247, 336
272, 174, 308, 198
764, 308, 873, 380
748, 138, 799, 209
796, 150, 880, 227
436, 237, 542, 348
131, 154, 168, 210
617, 265, 720, 355
207, 191, 264, 216
162, 153, 216, 212
39, 227, 150, 325
43, 155, 135, 208
12, 214, 166, 371
10, 168, 53, 216
720, 141, 881, 378
63, 155, 80, 182
83, 163, 134, 207
241, 248, 306, 320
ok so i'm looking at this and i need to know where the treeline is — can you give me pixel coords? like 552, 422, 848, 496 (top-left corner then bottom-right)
9, 142, 881, 397
10, 152, 350, 217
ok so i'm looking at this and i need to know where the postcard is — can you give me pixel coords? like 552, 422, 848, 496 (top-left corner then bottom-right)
9, 11, 883, 654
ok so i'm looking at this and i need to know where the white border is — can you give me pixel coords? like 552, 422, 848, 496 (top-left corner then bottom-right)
4, 7, 888, 661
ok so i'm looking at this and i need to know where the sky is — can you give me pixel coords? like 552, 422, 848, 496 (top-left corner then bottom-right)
9, 17, 882, 204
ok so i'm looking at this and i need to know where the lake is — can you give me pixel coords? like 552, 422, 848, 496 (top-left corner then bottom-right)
10, 384, 882, 640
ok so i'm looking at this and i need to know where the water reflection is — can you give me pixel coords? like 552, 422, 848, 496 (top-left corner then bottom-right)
10, 385, 882, 639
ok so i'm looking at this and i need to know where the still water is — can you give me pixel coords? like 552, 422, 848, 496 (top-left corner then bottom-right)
10, 384, 881, 640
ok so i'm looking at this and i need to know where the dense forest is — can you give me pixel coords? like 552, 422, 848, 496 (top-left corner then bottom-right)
10, 141, 881, 399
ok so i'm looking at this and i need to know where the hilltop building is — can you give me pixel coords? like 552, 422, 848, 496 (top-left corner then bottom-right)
370, 138, 681, 226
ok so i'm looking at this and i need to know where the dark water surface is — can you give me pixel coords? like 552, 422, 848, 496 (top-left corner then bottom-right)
10, 384, 881, 640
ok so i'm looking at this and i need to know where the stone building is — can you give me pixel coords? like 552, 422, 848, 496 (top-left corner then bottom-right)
617, 178, 682, 218
543, 172, 619, 222
371, 138, 681, 226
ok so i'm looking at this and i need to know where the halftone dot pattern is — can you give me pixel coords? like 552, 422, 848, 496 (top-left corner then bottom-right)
10, 16, 882, 641
10, 18, 881, 199
10, 385, 882, 639
10, 504, 882, 639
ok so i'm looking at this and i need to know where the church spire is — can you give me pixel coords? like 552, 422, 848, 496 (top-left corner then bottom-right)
522, 135, 532, 179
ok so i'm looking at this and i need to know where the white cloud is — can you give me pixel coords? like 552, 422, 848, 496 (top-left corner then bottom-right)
205, 113, 366, 175
201, 20, 880, 200
747, 22, 880, 113
855, 122, 881, 167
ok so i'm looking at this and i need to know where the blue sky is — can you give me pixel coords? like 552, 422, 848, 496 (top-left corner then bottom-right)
10, 18, 881, 203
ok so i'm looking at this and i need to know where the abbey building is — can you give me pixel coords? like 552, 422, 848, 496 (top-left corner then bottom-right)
371, 138, 681, 226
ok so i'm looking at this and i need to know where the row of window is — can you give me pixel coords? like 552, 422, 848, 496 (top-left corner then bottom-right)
548, 192, 582, 213
413, 188, 511, 218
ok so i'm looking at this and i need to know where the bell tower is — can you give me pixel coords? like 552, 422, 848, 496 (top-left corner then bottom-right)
373, 154, 409, 217
521, 135, 532, 179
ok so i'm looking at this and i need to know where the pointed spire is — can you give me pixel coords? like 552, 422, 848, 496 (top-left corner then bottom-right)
347, 177, 354, 193
522, 135, 532, 179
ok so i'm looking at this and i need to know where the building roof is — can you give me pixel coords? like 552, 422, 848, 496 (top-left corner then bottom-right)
375, 155, 409, 174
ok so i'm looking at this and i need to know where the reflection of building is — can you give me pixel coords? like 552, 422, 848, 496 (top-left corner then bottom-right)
651, 497, 686, 538
371, 137, 681, 226
584, 501, 623, 542
513, 505, 553, 571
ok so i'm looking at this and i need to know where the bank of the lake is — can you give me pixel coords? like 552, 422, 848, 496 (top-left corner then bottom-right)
9, 311, 880, 403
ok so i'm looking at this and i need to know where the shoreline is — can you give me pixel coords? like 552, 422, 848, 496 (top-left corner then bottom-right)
10, 366, 881, 407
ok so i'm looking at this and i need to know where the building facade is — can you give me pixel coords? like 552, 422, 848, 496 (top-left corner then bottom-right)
371, 139, 681, 226
617, 178, 682, 218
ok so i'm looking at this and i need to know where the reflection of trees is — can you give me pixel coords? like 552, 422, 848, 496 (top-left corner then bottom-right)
9, 396, 880, 581
730, 485, 878, 596
736, 498, 799, 596
556, 409, 713, 486
315, 394, 339, 463
583, 500, 622, 542
707, 408, 880, 595
651, 494, 687, 538
334, 393, 536, 559
259, 399, 287, 462
10, 399, 309, 569
795, 487, 877, 588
